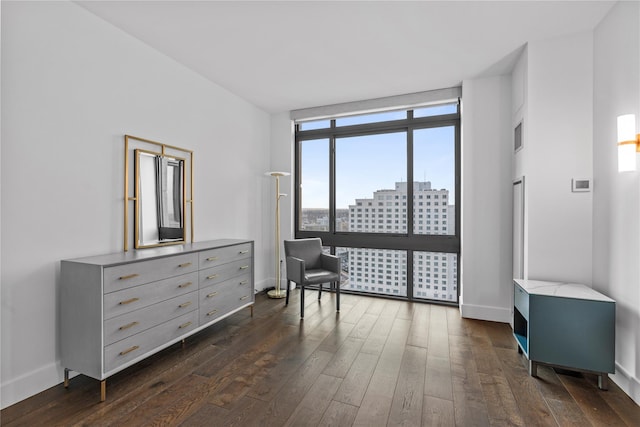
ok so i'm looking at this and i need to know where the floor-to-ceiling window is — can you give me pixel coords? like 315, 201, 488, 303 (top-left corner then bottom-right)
295, 101, 460, 303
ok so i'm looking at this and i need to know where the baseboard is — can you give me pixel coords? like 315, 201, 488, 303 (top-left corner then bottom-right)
1, 361, 62, 410
611, 362, 640, 406
254, 278, 271, 293
459, 301, 511, 323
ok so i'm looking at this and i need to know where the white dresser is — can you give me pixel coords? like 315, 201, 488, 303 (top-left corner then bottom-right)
61, 239, 254, 401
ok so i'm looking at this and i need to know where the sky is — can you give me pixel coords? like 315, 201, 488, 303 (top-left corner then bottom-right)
300, 108, 456, 209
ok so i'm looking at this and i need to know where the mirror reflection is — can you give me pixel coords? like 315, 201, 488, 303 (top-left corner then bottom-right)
135, 150, 185, 248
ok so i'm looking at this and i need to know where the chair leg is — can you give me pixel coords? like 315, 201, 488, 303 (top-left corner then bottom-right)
318, 283, 323, 300
300, 285, 305, 318
285, 280, 290, 305
336, 281, 340, 312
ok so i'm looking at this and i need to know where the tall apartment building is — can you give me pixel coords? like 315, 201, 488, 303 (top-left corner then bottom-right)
342, 181, 458, 301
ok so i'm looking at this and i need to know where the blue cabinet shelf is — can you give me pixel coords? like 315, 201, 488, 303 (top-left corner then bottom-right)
512, 279, 615, 390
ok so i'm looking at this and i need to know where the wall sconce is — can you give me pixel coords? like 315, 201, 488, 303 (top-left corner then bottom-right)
617, 114, 640, 172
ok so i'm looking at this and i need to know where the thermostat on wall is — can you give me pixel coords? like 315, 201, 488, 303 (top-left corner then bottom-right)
571, 179, 591, 192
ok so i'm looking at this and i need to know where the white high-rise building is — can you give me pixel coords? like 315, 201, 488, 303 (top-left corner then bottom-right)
342, 182, 458, 301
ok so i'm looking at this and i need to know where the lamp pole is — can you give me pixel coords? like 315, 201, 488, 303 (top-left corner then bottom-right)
266, 172, 289, 298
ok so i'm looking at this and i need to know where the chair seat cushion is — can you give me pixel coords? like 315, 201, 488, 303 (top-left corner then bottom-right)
304, 269, 340, 285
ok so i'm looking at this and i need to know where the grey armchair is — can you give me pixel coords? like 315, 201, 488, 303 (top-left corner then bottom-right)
284, 238, 340, 318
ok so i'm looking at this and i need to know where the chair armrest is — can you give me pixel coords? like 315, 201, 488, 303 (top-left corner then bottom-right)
321, 253, 341, 276
286, 256, 306, 284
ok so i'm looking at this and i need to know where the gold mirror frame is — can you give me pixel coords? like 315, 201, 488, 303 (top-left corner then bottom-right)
124, 135, 194, 251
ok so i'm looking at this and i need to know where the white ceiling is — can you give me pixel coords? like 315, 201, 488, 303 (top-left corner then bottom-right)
77, 1, 615, 114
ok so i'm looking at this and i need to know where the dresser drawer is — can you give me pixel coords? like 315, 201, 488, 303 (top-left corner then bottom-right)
104, 272, 198, 320
104, 310, 198, 373
514, 283, 529, 320
103, 253, 198, 293
104, 291, 198, 346
198, 243, 252, 269
199, 259, 252, 287
199, 275, 253, 325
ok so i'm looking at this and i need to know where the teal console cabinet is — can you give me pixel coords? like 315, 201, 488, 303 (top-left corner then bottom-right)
513, 279, 615, 390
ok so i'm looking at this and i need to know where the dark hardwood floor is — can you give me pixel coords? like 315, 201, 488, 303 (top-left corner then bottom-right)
2, 290, 639, 426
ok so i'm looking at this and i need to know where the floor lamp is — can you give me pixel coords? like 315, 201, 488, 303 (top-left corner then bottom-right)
266, 171, 289, 299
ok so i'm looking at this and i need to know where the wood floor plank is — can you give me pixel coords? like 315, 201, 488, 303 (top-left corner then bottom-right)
423, 395, 455, 427
406, 302, 430, 349
477, 372, 525, 427
450, 330, 491, 427
493, 347, 557, 427
284, 373, 342, 426
557, 371, 627, 426
339, 295, 373, 325
110, 373, 210, 426
424, 355, 453, 401
246, 335, 326, 402
247, 304, 342, 403
3, 293, 639, 427
178, 402, 230, 427
57, 331, 226, 427
359, 303, 397, 356
482, 320, 515, 350
347, 312, 378, 341
428, 305, 450, 359
387, 345, 427, 426
532, 365, 580, 402
258, 350, 334, 426
208, 352, 279, 409
544, 397, 592, 427
598, 380, 640, 427
317, 400, 359, 427
352, 317, 412, 426
322, 337, 365, 379
469, 334, 503, 377
317, 317, 357, 353
332, 352, 379, 407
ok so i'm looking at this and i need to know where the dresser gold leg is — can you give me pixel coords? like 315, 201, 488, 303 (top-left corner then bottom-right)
250, 305, 254, 317
64, 368, 70, 388
100, 380, 106, 402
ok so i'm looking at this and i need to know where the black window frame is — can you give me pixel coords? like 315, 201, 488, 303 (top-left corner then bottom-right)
294, 103, 461, 304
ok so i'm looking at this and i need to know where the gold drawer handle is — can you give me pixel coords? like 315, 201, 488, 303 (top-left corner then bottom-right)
119, 345, 139, 356
207, 274, 218, 280
206, 256, 218, 261
239, 265, 249, 270
179, 301, 192, 308
119, 273, 139, 280
206, 310, 218, 317
240, 296, 249, 301
239, 250, 249, 254
206, 292, 218, 298
178, 262, 192, 268
119, 297, 140, 305
179, 321, 192, 329
119, 321, 139, 331
178, 281, 193, 289
239, 280, 248, 285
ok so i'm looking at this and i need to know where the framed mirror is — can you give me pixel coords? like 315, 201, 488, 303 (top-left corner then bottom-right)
124, 136, 193, 251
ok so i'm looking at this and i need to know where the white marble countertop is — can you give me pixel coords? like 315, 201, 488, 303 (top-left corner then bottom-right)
514, 279, 615, 303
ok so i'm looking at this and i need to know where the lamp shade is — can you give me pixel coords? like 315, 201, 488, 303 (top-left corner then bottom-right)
617, 114, 637, 172
617, 114, 636, 143
618, 143, 636, 172
265, 171, 290, 177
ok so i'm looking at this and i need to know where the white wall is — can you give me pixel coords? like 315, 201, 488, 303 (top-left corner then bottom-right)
1, 1, 271, 408
266, 113, 295, 290
593, 0, 640, 405
460, 75, 513, 322
523, 31, 594, 285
